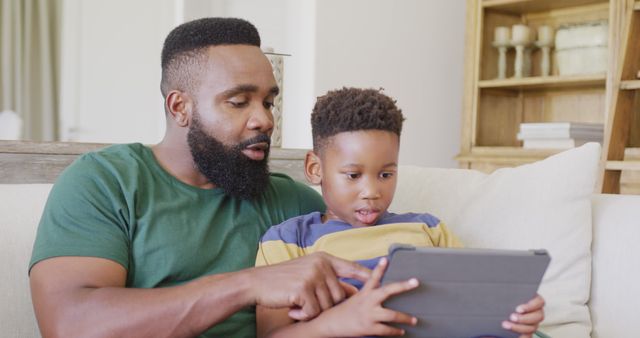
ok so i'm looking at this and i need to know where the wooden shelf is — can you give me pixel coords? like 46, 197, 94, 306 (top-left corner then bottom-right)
458, 147, 640, 165
462, 1, 639, 193
456, 147, 562, 164
604, 148, 640, 170
482, 0, 607, 14
605, 160, 640, 170
478, 73, 607, 90
620, 80, 640, 90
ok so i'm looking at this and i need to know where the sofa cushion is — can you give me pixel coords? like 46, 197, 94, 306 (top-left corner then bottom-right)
390, 143, 601, 338
0, 184, 52, 338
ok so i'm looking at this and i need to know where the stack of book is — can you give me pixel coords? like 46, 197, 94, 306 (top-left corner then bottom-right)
517, 122, 604, 149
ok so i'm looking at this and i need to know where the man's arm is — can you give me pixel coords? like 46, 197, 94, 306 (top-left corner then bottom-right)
30, 252, 370, 338
30, 257, 253, 338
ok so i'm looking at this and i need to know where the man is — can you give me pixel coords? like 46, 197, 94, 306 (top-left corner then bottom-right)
29, 18, 373, 338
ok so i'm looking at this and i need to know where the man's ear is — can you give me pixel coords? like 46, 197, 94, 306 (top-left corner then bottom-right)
304, 150, 322, 185
165, 90, 191, 127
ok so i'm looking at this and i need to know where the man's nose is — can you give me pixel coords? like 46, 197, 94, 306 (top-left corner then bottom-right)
247, 103, 274, 133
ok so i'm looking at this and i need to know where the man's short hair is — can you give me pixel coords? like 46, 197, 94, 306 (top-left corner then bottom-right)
160, 17, 261, 98
311, 87, 405, 152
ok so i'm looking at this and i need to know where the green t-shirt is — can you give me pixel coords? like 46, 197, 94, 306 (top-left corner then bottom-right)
30, 143, 325, 338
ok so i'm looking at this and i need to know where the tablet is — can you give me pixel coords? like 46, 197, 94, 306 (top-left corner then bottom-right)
381, 244, 550, 338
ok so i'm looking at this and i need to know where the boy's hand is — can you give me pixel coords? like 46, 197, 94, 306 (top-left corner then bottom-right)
502, 294, 545, 338
309, 257, 419, 337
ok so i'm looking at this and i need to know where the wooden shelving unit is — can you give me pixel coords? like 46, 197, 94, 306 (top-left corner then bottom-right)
599, 0, 640, 193
620, 79, 640, 90
458, 0, 640, 194
478, 73, 606, 89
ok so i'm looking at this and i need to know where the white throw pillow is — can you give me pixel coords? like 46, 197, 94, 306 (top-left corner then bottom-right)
390, 143, 601, 338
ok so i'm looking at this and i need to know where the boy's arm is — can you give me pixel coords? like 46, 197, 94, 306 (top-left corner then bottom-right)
257, 306, 295, 338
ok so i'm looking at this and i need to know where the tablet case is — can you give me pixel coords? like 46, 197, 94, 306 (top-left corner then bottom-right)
381, 244, 550, 338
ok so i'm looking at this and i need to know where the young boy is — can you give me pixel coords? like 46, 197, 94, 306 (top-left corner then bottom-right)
255, 87, 545, 338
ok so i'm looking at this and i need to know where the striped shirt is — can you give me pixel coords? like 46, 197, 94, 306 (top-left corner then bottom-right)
255, 211, 462, 288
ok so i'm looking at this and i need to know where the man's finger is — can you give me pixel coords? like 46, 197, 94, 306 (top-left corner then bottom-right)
324, 270, 346, 304
288, 307, 307, 321
300, 294, 321, 320
339, 281, 358, 298
315, 282, 334, 311
328, 255, 372, 282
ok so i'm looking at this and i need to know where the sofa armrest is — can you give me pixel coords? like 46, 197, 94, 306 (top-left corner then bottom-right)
590, 193, 640, 338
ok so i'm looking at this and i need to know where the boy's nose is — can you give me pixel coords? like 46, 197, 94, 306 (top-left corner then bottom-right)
360, 183, 381, 200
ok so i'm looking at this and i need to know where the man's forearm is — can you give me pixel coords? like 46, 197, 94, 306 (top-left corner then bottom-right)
32, 269, 254, 338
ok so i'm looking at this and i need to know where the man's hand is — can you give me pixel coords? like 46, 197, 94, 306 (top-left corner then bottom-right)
249, 252, 371, 321
502, 294, 545, 338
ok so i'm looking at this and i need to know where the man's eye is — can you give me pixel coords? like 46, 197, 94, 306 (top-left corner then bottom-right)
264, 101, 275, 109
228, 100, 248, 108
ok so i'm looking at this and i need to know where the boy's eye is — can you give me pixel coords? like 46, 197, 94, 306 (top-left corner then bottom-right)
346, 173, 360, 179
263, 101, 275, 109
380, 172, 394, 179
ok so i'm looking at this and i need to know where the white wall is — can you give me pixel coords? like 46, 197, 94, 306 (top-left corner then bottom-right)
211, 0, 465, 167
59, 0, 177, 144
314, 0, 466, 167
197, 0, 317, 151
58, 0, 466, 167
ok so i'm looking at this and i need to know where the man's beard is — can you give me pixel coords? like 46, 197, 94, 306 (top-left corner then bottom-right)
187, 114, 271, 200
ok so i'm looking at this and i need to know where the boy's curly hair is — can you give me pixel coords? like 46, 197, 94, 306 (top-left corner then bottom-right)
311, 87, 405, 151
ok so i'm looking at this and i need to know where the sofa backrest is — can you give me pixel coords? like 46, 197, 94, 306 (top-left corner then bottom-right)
1, 184, 52, 338
4, 159, 638, 338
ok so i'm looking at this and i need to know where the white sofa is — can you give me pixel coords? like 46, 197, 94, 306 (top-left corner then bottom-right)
2, 143, 639, 337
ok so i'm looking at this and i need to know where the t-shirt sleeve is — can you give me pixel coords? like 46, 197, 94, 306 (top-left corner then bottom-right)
255, 224, 304, 267
29, 155, 131, 272
431, 221, 464, 248
415, 213, 464, 248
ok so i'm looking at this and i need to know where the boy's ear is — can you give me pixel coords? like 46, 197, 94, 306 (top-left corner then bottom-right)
304, 150, 322, 185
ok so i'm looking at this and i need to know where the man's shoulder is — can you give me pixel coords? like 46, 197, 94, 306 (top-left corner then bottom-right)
78, 143, 147, 165
63, 143, 148, 177
267, 172, 306, 189
52, 143, 153, 195
263, 172, 324, 211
